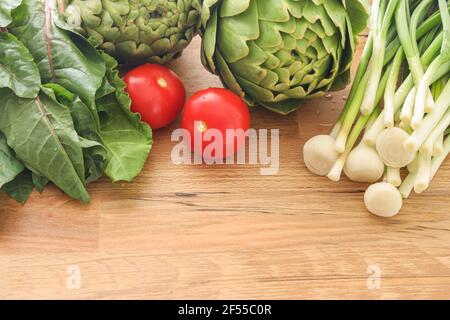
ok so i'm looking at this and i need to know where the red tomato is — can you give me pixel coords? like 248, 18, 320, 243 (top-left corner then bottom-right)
181, 88, 251, 159
124, 64, 186, 130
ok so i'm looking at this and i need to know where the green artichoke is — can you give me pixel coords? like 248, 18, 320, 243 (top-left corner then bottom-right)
200, 0, 369, 114
63, 0, 202, 65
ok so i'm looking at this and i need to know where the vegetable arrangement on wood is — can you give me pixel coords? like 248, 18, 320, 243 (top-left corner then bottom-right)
304, 0, 450, 217
0, 0, 152, 203
2, 0, 449, 220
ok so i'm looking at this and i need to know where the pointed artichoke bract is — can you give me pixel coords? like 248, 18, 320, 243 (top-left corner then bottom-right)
62, 0, 202, 65
200, 0, 369, 115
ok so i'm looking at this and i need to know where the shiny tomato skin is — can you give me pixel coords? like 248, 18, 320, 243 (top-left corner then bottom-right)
124, 64, 186, 130
181, 88, 251, 159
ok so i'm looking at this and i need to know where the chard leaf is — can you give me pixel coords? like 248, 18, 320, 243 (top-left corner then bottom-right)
0, 88, 90, 203
46, 83, 107, 183
0, 32, 41, 98
0, 131, 24, 188
2, 170, 33, 204
97, 53, 153, 182
8, 0, 105, 127
96, 75, 116, 100
79, 137, 107, 183
0, 0, 22, 27
32, 171, 48, 193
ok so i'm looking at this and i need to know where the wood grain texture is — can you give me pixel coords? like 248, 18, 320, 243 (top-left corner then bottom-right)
1, 36, 450, 300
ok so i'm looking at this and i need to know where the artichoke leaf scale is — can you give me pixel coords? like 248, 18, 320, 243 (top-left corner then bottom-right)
226, 42, 268, 84
219, 0, 250, 18
305, 46, 318, 60
314, 55, 334, 77
306, 78, 321, 94
344, 0, 369, 34
262, 51, 281, 70
311, 38, 328, 59
322, 0, 348, 47
281, 85, 308, 99
291, 69, 309, 87
200, 5, 218, 73
217, 0, 259, 64
294, 18, 309, 39
287, 58, 303, 74
275, 50, 292, 68
308, 19, 328, 39
215, 51, 254, 104
303, 28, 318, 43
259, 70, 279, 89
337, 16, 356, 71
273, 68, 290, 89
304, 1, 338, 37
256, 0, 290, 23
255, 19, 295, 49
236, 75, 275, 102
282, 33, 297, 52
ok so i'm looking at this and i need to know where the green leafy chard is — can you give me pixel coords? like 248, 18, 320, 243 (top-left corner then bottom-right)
45, 83, 108, 184
97, 53, 153, 182
0, 0, 22, 28
0, 132, 24, 188
0, 32, 41, 98
31, 171, 49, 193
0, 87, 90, 203
8, 0, 106, 126
2, 170, 34, 204
0, 0, 153, 204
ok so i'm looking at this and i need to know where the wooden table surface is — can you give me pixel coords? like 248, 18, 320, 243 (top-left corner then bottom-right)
1, 36, 450, 300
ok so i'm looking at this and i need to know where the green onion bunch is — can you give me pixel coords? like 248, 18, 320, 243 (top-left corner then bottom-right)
304, 0, 450, 217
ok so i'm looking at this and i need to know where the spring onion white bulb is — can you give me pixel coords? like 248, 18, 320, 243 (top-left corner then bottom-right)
376, 128, 416, 167
303, 135, 339, 176
364, 182, 403, 218
344, 143, 385, 183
